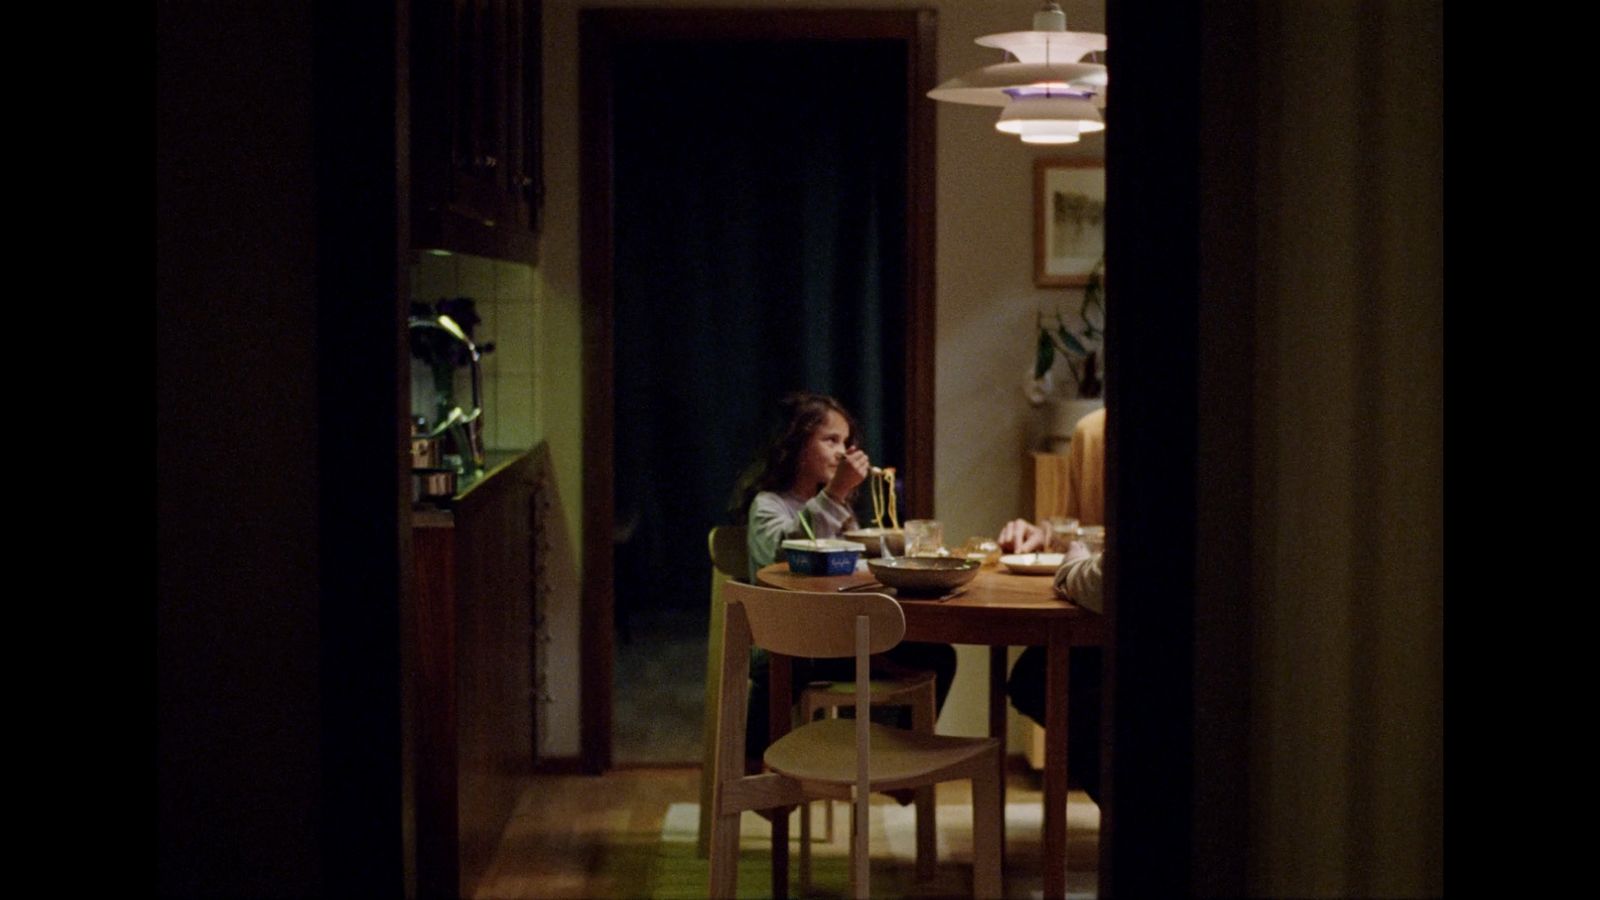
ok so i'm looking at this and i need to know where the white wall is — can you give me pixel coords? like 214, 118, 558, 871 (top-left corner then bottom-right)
928, 0, 1104, 745
537, 0, 1106, 755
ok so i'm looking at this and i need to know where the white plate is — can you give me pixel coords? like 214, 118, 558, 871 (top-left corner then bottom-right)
999, 552, 1065, 575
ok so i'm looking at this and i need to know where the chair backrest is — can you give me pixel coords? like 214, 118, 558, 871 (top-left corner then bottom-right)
699, 525, 751, 854
713, 582, 903, 899
722, 581, 904, 659
709, 525, 750, 581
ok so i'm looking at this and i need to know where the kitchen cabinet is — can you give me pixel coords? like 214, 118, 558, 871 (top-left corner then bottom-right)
411, 0, 544, 262
412, 447, 545, 898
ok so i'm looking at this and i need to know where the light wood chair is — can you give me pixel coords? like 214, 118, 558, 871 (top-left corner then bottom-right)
797, 669, 938, 889
697, 526, 751, 857
709, 581, 1003, 900
696, 526, 940, 873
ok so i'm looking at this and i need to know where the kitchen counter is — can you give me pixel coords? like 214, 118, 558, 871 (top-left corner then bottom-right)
411, 445, 545, 898
461, 449, 530, 494
415, 449, 530, 519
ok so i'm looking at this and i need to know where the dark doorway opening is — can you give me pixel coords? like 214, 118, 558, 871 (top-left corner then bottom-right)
611, 37, 910, 764
579, 8, 938, 770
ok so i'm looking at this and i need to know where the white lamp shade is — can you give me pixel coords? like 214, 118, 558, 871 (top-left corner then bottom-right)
974, 29, 1105, 65
926, 61, 1107, 107
994, 95, 1105, 136
1019, 133, 1082, 145
926, 3, 1108, 145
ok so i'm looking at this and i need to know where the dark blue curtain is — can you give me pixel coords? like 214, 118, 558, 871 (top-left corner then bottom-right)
613, 39, 907, 618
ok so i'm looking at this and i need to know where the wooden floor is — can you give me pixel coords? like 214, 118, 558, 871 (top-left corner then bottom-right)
473, 761, 1098, 899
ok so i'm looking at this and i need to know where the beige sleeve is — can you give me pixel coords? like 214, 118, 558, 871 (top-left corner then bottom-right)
1052, 552, 1104, 614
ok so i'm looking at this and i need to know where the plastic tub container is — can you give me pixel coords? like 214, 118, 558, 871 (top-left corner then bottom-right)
781, 538, 866, 575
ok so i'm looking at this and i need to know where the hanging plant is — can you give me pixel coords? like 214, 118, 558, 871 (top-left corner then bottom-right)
1027, 256, 1105, 402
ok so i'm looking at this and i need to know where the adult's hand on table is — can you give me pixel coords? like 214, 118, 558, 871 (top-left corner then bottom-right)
1061, 540, 1092, 567
826, 447, 871, 503
997, 518, 1047, 553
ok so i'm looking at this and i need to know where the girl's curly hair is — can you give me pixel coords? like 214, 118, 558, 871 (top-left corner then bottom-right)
729, 391, 860, 521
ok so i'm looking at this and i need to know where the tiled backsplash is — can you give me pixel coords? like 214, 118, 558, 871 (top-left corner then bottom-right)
410, 251, 540, 452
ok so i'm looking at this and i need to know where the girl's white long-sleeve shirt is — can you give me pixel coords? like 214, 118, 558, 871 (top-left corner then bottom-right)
745, 489, 858, 582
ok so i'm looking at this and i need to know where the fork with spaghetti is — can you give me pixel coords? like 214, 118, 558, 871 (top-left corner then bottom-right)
868, 466, 898, 530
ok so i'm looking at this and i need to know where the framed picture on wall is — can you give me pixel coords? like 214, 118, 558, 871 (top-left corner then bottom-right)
1034, 158, 1105, 287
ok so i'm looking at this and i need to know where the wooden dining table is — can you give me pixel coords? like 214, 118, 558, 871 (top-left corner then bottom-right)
755, 561, 1104, 899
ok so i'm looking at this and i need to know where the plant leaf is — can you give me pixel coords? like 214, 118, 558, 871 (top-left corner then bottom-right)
1055, 322, 1088, 357
1081, 295, 1105, 333
1034, 328, 1056, 380
1081, 256, 1107, 331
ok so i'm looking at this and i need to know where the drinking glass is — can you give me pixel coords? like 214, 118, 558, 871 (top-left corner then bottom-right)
904, 519, 944, 557
960, 536, 1001, 566
1079, 525, 1107, 555
1046, 516, 1080, 552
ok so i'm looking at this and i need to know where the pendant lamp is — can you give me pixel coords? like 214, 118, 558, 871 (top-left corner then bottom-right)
927, 2, 1106, 145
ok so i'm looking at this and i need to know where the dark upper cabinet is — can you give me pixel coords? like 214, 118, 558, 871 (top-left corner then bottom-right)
412, 0, 544, 262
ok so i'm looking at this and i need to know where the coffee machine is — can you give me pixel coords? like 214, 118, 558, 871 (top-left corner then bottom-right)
408, 313, 487, 502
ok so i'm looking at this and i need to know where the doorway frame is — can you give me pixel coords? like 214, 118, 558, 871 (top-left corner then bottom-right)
577, 7, 939, 772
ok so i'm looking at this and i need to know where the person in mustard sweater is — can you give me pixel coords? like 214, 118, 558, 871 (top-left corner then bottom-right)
995, 405, 1105, 802
1063, 406, 1105, 526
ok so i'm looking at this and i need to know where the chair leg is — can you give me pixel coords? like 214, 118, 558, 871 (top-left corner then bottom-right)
851, 788, 870, 900
799, 700, 836, 849
824, 706, 837, 844
709, 810, 742, 899
913, 686, 938, 882
913, 785, 936, 882
799, 802, 812, 895
970, 757, 1004, 899
697, 574, 728, 858
798, 700, 820, 894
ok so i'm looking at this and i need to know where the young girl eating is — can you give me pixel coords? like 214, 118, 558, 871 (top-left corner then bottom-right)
731, 391, 957, 772
740, 392, 871, 580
